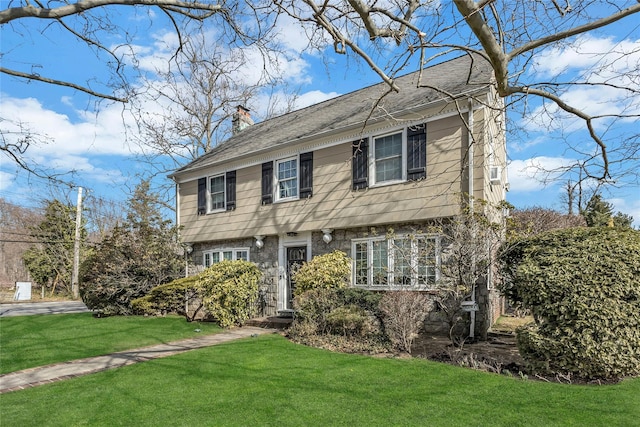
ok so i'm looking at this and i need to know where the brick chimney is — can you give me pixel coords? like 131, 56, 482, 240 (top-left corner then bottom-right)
232, 105, 254, 135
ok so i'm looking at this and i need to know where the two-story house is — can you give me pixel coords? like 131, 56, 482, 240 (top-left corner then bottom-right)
170, 54, 508, 334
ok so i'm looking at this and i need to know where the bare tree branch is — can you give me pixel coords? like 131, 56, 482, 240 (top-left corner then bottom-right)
0, 0, 222, 24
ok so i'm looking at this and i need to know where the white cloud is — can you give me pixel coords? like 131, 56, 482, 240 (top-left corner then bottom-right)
507, 156, 575, 192
294, 90, 341, 109
523, 35, 640, 134
607, 197, 640, 228
0, 95, 137, 159
0, 171, 15, 192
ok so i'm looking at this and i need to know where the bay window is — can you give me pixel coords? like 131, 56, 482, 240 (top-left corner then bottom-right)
353, 235, 440, 289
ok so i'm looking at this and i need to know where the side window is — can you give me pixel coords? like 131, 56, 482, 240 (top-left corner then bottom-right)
203, 248, 250, 267
197, 170, 236, 214
275, 157, 298, 201
352, 124, 426, 190
262, 152, 313, 203
209, 174, 225, 211
373, 132, 404, 184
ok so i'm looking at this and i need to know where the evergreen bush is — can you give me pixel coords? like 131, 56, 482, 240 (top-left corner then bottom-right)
131, 275, 198, 316
292, 250, 351, 295
197, 260, 262, 328
498, 227, 640, 379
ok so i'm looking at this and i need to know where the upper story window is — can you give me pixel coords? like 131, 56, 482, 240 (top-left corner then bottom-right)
276, 157, 298, 201
262, 152, 313, 205
197, 171, 236, 215
352, 124, 426, 190
209, 174, 226, 211
373, 132, 404, 184
352, 234, 440, 290
203, 248, 250, 267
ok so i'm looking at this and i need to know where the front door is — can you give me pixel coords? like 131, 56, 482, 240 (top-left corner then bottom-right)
286, 246, 307, 309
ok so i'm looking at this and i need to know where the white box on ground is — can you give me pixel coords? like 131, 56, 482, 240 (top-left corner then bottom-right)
14, 282, 32, 301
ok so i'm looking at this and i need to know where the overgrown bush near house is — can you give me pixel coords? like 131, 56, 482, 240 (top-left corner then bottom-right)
291, 288, 340, 335
379, 291, 433, 353
498, 227, 640, 379
292, 250, 351, 296
326, 305, 369, 336
289, 287, 389, 352
197, 260, 261, 328
131, 275, 204, 320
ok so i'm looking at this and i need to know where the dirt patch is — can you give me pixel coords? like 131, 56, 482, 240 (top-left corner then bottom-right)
412, 332, 527, 375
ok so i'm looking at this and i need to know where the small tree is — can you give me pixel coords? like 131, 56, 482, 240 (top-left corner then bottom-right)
434, 200, 505, 343
23, 200, 85, 296
80, 181, 183, 315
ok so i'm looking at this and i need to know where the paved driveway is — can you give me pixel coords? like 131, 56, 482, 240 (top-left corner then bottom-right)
0, 301, 90, 317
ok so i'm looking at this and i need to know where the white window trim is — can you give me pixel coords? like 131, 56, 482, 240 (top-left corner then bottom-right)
370, 129, 407, 187
352, 234, 441, 290
207, 173, 226, 213
203, 248, 250, 268
274, 156, 300, 202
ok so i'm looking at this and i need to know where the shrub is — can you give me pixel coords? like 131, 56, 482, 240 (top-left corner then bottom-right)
292, 250, 351, 296
291, 287, 384, 340
131, 275, 200, 317
291, 288, 340, 335
498, 227, 640, 379
197, 260, 262, 328
379, 291, 432, 353
326, 305, 374, 337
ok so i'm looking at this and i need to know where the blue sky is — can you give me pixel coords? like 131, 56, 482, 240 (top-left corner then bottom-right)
1, 5, 639, 226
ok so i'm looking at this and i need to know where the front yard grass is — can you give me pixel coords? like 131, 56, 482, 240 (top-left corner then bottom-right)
0, 313, 221, 374
2, 334, 639, 426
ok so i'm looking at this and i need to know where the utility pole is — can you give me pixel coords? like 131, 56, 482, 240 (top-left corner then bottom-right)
71, 187, 83, 299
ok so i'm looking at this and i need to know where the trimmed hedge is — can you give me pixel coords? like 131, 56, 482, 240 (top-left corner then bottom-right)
498, 227, 640, 379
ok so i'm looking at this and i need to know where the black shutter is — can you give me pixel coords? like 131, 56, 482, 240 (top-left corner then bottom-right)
299, 152, 313, 198
197, 177, 207, 215
407, 124, 426, 181
225, 171, 236, 211
352, 138, 369, 190
261, 161, 273, 205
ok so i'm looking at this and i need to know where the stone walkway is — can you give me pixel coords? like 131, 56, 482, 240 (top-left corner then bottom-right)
0, 326, 276, 394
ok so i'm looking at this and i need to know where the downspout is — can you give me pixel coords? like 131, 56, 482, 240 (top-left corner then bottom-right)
468, 98, 476, 340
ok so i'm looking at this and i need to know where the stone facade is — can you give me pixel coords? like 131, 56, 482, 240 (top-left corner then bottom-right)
188, 220, 504, 337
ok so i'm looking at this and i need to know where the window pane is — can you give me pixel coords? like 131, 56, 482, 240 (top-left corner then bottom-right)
223, 251, 233, 261
371, 240, 388, 286
355, 242, 368, 286
211, 252, 221, 264
236, 250, 248, 261
393, 239, 412, 286
417, 238, 437, 285
375, 133, 402, 182
278, 159, 297, 179
204, 253, 211, 268
278, 179, 298, 199
210, 175, 225, 210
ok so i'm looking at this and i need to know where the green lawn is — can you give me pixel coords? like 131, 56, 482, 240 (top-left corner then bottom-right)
1, 334, 639, 426
0, 313, 221, 374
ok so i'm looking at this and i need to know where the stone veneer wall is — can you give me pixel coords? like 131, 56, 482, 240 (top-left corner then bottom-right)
189, 221, 505, 336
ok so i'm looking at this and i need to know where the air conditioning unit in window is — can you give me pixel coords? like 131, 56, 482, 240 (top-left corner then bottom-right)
489, 166, 501, 185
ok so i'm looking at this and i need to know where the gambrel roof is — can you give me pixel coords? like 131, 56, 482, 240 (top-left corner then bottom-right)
171, 54, 494, 177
